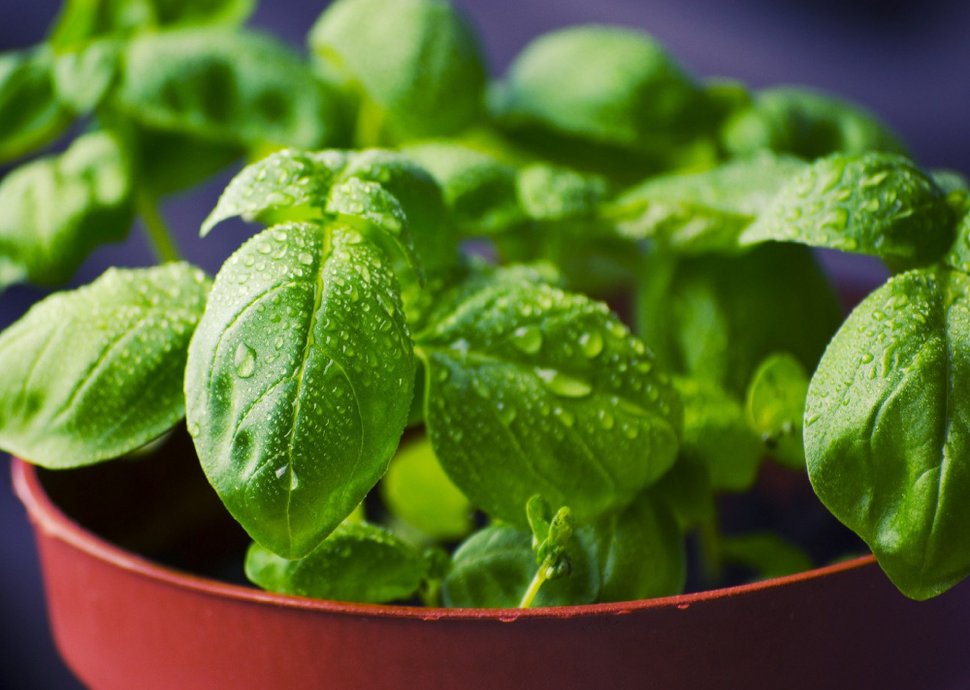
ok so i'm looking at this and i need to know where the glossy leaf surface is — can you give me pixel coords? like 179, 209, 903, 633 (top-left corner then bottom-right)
185, 223, 414, 558
741, 152, 953, 266
417, 268, 681, 525
245, 522, 428, 603
805, 267, 970, 599
0, 263, 209, 467
745, 352, 809, 469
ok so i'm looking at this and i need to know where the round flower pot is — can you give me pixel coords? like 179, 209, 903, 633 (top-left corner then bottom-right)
13, 445, 970, 690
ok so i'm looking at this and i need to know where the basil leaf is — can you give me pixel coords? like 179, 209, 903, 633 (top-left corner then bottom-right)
943, 206, 970, 276
745, 352, 809, 469
50, 0, 255, 49
592, 490, 685, 601
245, 522, 428, 603
127, 124, 243, 197
516, 163, 608, 222
441, 523, 599, 608
381, 435, 473, 541
636, 243, 841, 396
309, 0, 487, 143
203, 148, 456, 279
416, 269, 681, 525
652, 454, 714, 530
805, 267, 970, 599
741, 152, 953, 266
0, 47, 72, 164
493, 25, 711, 160
0, 263, 209, 468
676, 377, 762, 491
609, 153, 805, 253
0, 131, 133, 286
185, 223, 415, 558
52, 39, 121, 114
721, 87, 905, 159
113, 29, 343, 150
719, 532, 813, 580
403, 141, 526, 237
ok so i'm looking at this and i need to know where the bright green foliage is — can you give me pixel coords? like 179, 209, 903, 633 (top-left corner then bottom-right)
245, 522, 429, 603
636, 244, 841, 396
112, 29, 342, 150
610, 153, 805, 253
0, 263, 209, 467
185, 223, 414, 558
0, 131, 133, 288
417, 267, 681, 525
943, 207, 970, 275
719, 532, 813, 580
742, 152, 954, 266
309, 0, 486, 144
403, 142, 525, 236
721, 87, 905, 159
51, 39, 120, 113
516, 163, 608, 221
441, 522, 600, 608
493, 25, 710, 159
675, 377, 762, 491
590, 490, 685, 600
381, 435, 473, 541
49, 0, 255, 48
202, 148, 455, 278
0, 47, 72, 164
805, 267, 970, 600
746, 352, 809, 469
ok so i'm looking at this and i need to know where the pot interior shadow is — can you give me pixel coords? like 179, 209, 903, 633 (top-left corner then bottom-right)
36, 427, 252, 586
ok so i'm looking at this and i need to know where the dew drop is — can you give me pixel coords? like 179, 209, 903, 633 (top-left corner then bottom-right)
535, 368, 593, 398
234, 343, 257, 378
510, 325, 543, 355
578, 331, 604, 358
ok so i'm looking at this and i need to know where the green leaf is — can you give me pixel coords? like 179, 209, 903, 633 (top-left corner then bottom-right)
0, 263, 209, 468
805, 267, 970, 599
52, 39, 121, 114
126, 124, 243, 197
942, 205, 970, 276
609, 153, 805, 253
636, 243, 841, 396
591, 490, 685, 601
719, 532, 813, 580
49, 0, 255, 49
441, 523, 599, 608
675, 377, 763, 491
380, 435, 473, 541
745, 352, 809, 469
0, 130, 133, 286
416, 268, 681, 525
245, 522, 428, 603
0, 47, 72, 164
185, 223, 415, 558
493, 25, 711, 158
309, 0, 487, 143
652, 454, 714, 530
112, 29, 343, 150
516, 163, 608, 221
202, 149, 455, 277
721, 87, 905, 159
741, 152, 953, 266
402, 141, 526, 236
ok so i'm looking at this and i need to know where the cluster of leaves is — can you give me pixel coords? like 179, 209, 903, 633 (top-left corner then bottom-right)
2, 0, 969, 606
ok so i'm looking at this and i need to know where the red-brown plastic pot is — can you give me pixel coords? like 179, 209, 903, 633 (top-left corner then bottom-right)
13, 454, 970, 690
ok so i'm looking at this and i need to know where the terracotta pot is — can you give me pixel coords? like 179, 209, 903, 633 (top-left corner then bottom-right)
12, 451, 970, 690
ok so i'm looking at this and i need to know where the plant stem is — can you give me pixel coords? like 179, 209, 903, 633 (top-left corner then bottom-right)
136, 191, 181, 263
518, 562, 550, 609
698, 518, 723, 586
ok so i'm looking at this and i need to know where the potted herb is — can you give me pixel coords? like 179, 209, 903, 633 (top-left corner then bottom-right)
3, 0, 969, 686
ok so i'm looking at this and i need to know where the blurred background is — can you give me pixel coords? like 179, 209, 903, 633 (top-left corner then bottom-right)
1, 0, 968, 686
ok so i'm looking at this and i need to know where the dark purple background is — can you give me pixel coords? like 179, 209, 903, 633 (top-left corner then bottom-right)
1, 1, 968, 687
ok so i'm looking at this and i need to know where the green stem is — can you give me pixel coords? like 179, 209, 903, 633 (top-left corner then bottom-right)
518, 562, 551, 609
136, 191, 181, 264
698, 518, 723, 587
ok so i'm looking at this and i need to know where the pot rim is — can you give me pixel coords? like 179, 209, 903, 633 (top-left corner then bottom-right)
12, 456, 877, 622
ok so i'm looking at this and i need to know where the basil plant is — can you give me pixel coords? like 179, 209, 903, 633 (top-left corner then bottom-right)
1, 0, 968, 607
